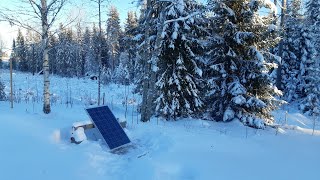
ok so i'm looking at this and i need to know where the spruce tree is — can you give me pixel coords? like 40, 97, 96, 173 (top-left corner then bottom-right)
90, 24, 101, 75
100, 34, 109, 70
65, 28, 77, 77
16, 29, 28, 71
55, 27, 79, 77
113, 52, 130, 85
24, 31, 42, 75
75, 25, 83, 77
56, 25, 68, 76
280, 0, 304, 101
207, 0, 282, 128
306, 0, 320, 53
300, 0, 320, 116
11, 39, 17, 70
48, 33, 58, 75
135, 0, 170, 121
132, 4, 153, 94
91, 24, 109, 81
155, 0, 206, 119
83, 26, 96, 75
133, 0, 158, 108
25, 30, 36, 75
299, 28, 320, 116
124, 11, 138, 82
106, 5, 121, 72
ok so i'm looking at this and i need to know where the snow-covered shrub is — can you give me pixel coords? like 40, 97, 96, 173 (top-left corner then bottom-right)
113, 52, 130, 85
101, 67, 112, 84
300, 94, 320, 116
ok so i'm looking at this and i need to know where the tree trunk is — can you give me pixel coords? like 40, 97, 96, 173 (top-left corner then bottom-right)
97, 0, 102, 106
140, 43, 151, 122
32, 44, 35, 75
41, 0, 51, 114
276, 0, 287, 90
144, 6, 166, 121
140, 0, 152, 122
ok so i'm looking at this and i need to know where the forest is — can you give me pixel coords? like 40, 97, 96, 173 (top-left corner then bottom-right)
0, 0, 319, 128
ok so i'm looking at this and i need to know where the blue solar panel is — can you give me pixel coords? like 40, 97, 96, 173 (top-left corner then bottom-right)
86, 106, 130, 150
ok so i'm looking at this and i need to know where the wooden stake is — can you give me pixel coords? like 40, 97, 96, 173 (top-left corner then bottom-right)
103, 92, 105, 105
285, 111, 288, 125
312, 116, 316, 136
10, 57, 13, 108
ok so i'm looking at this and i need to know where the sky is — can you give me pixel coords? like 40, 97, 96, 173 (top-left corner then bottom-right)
0, 0, 139, 49
0, 0, 285, 50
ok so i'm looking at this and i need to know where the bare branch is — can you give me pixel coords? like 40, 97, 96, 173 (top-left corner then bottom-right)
0, 11, 41, 35
28, 0, 42, 19
28, 0, 41, 11
48, 1, 66, 28
48, 0, 61, 10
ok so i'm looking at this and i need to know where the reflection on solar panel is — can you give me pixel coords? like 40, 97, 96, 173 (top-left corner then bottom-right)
86, 106, 130, 150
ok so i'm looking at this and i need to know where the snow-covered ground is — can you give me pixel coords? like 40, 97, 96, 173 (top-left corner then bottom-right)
0, 70, 319, 180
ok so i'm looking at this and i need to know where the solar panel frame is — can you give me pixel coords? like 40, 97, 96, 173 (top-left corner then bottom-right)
85, 105, 131, 150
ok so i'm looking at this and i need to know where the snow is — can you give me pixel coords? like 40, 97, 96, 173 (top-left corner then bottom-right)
232, 95, 246, 105
73, 121, 92, 128
228, 81, 246, 96
73, 127, 87, 142
250, 46, 264, 62
0, 70, 320, 180
234, 32, 254, 45
268, 24, 277, 31
195, 66, 203, 77
223, 106, 235, 121
250, 0, 277, 14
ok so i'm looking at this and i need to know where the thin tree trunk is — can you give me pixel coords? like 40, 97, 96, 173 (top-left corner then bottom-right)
276, 0, 287, 90
41, 0, 51, 114
10, 56, 13, 108
97, 0, 102, 106
32, 44, 35, 75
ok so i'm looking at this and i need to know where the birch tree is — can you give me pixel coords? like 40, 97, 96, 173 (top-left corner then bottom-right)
1, 0, 68, 114
90, 0, 106, 105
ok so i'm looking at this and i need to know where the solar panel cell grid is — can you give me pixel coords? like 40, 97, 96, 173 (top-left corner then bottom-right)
86, 106, 130, 150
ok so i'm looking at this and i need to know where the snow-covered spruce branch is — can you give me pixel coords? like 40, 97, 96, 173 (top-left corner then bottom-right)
164, 12, 199, 24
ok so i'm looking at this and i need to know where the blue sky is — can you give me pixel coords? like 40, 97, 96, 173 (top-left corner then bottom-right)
111, 0, 140, 23
0, 0, 282, 49
81, 0, 139, 25
0, 0, 139, 48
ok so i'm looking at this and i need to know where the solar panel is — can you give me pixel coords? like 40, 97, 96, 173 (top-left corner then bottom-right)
86, 106, 130, 150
